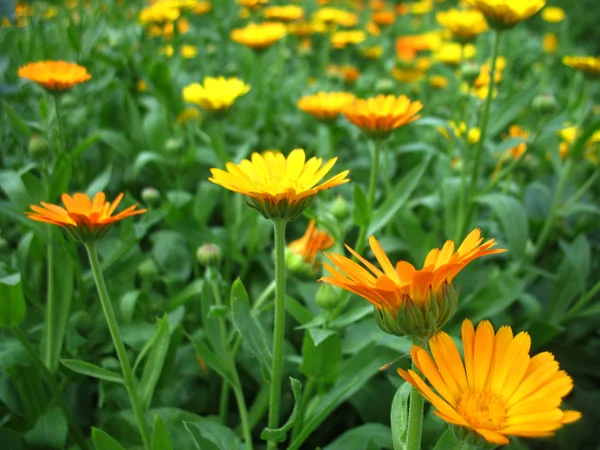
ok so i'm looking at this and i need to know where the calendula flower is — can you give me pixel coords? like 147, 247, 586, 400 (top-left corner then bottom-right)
434, 42, 476, 66
182, 77, 250, 113
26, 192, 146, 242
160, 0, 198, 11
541, 6, 565, 23
176, 107, 202, 124
543, 33, 557, 53
558, 125, 600, 161
440, 121, 481, 144
436, 8, 488, 42
343, 95, 423, 138
371, 10, 395, 27
331, 30, 367, 49
297, 92, 356, 121
209, 149, 350, 220
181, 44, 198, 58
139, 3, 180, 25
429, 75, 448, 89
263, 5, 304, 22
468, 56, 506, 99
314, 7, 358, 27
466, 0, 545, 29
503, 125, 530, 159
287, 20, 326, 37
392, 68, 426, 83
342, 65, 360, 84
320, 229, 505, 339
160, 45, 175, 57
231, 22, 287, 50
396, 32, 442, 62
410, 0, 434, 15
237, 0, 268, 9
398, 319, 581, 445
562, 56, 600, 77
18, 61, 91, 91
192, 1, 211, 14
360, 45, 384, 60
286, 220, 334, 276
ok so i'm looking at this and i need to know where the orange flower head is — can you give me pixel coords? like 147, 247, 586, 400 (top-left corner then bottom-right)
395, 33, 440, 62
320, 229, 506, 338
231, 22, 287, 50
26, 193, 146, 242
237, 0, 268, 9
371, 10, 395, 27
398, 319, 581, 445
504, 125, 530, 159
343, 95, 423, 138
209, 149, 350, 220
562, 56, 600, 78
18, 61, 91, 91
297, 91, 356, 121
286, 220, 334, 276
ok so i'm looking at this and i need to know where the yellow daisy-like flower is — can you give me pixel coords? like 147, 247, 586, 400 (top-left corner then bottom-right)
297, 92, 356, 121
26, 193, 146, 242
181, 45, 198, 59
433, 42, 476, 66
192, 1, 211, 14
182, 77, 250, 112
429, 75, 448, 89
562, 56, 600, 77
287, 20, 326, 37
391, 68, 426, 83
208, 149, 350, 220
436, 8, 488, 42
263, 5, 303, 22
139, 3, 180, 25
503, 125, 530, 159
466, 0, 545, 29
331, 30, 367, 49
18, 61, 91, 91
321, 229, 505, 338
231, 22, 287, 50
237, 0, 268, 10
360, 45, 384, 60
541, 6, 565, 23
543, 33, 557, 53
313, 7, 358, 28
398, 319, 581, 445
343, 95, 423, 138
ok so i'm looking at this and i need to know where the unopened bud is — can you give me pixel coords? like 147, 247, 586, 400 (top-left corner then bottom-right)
141, 187, 161, 206
331, 196, 349, 220
315, 283, 340, 311
28, 135, 50, 159
138, 258, 159, 280
375, 78, 395, 94
197, 243, 222, 267
461, 62, 481, 85
531, 93, 558, 116
285, 247, 314, 278
165, 138, 183, 153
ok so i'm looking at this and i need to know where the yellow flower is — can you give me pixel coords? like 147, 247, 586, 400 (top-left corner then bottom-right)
541, 6, 565, 23
263, 5, 304, 22
466, 0, 545, 29
160, 45, 174, 57
287, 20, 326, 37
503, 125, 530, 159
44, 6, 59, 18
237, 0, 268, 9
321, 229, 505, 338
398, 319, 581, 445
183, 77, 250, 112
436, 8, 488, 42
331, 30, 367, 49
343, 95, 423, 138
433, 42, 476, 66
231, 22, 287, 50
26, 193, 146, 242
139, 3, 180, 25
18, 61, 91, 91
391, 67, 426, 83
297, 92, 356, 121
314, 7, 358, 28
181, 45, 198, 59
429, 75, 448, 89
558, 125, 600, 161
137, 80, 148, 92
440, 121, 480, 144
287, 220, 334, 275
543, 33, 557, 53
371, 10, 395, 27
360, 45, 384, 60
411, 0, 433, 15
469, 56, 506, 99
192, 1, 211, 14
562, 56, 600, 77
208, 149, 350, 220
176, 107, 202, 124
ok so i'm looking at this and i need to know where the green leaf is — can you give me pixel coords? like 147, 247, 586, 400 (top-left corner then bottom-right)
464, 271, 525, 322
261, 378, 302, 443
49, 153, 72, 202
96, 129, 134, 157
139, 315, 171, 410
151, 230, 192, 282
368, 156, 431, 235
92, 428, 127, 450
353, 184, 370, 228
86, 165, 113, 197
188, 333, 234, 385
390, 383, 411, 450
300, 331, 341, 383
2, 100, 32, 137
231, 278, 272, 382
70, 133, 101, 158
167, 279, 203, 311
0, 273, 26, 328
324, 424, 393, 450
441, 177, 461, 240
488, 87, 535, 137
0, 429, 27, 450
433, 429, 464, 450
184, 421, 241, 450
151, 414, 174, 450
25, 407, 68, 449
477, 194, 529, 260
61, 359, 124, 384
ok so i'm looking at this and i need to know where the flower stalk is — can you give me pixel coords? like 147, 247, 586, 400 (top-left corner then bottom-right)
53, 93, 66, 154
406, 357, 425, 450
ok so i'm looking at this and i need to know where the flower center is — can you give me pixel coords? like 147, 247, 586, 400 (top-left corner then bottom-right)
456, 390, 507, 431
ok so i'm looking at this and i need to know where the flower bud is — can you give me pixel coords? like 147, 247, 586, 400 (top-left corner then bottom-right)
315, 284, 340, 311
461, 62, 481, 85
28, 135, 50, 159
331, 196, 349, 220
141, 187, 161, 206
165, 138, 183, 153
138, 258, 159, 281
285, 247, 315, 278
531, 93, 558, 116
196, 243, 222, 267
375, 78, 395, 94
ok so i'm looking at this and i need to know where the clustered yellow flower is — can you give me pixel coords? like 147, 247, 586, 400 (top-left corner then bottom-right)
313, 7, 358, 28
467, 0, 545, 29
433, 42, 476, 66
297, 92, 356, 121
231, 22, 287, 50
331, 30, 367, 49
436, 8, 488, 42
562, 56, 600, 77
139, 2, 180, 25
182, 77, 250, 112
440, 121, 481, 145
263, 5, 304, 22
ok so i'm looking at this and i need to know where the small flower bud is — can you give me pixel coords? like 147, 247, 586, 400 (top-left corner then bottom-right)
138, 258, 159, 280
531, 93, 558, 116
285, 247, 314, 278
197, 243, 222, 267
331, 196, 349, 220
28, 135, 50, 159
315, 284, 340, 311
375, 78, 395, 94
461, 62, 481, 85
141, 187, 161, 206
165, 138, 183, 153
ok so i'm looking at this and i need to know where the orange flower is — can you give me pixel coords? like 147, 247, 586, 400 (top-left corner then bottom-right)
371, 10, 395, 27
343, 95, 423, 138
297, 92, 356, 121
26, 193, 146, 241
395, 33, 439, 62
398, 319, 581, 445
18, 61, 91, 91
287, 220, 334, 275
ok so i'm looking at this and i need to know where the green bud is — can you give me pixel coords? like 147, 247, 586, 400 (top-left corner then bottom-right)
285, 247, 315, 278
72, 311, 94, 337
28, 135, 50, 159
138, 258, 159, 280
461, 62, 481, 85
0, 238, 8, 252
197, 243, 222, 267
331, 196, 349, 220
449, 424, 498, 450
141, 187, 161, 206
531, 93, 558, 116
375, 78, 395, 94
165, 138, 183, 153
315, 284, 340, 311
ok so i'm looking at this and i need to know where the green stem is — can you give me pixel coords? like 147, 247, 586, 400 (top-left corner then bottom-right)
266, 219, 288, 450
459, 30, 502, 240
11, 326, 90, 450
291, 377, 317, 441
561, 167, 599, 209
562, 278, 600, 322
42, 237, 55, 369
406, 358, 424, 450
84, 243, 151, 450
53, 93, 66, 154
